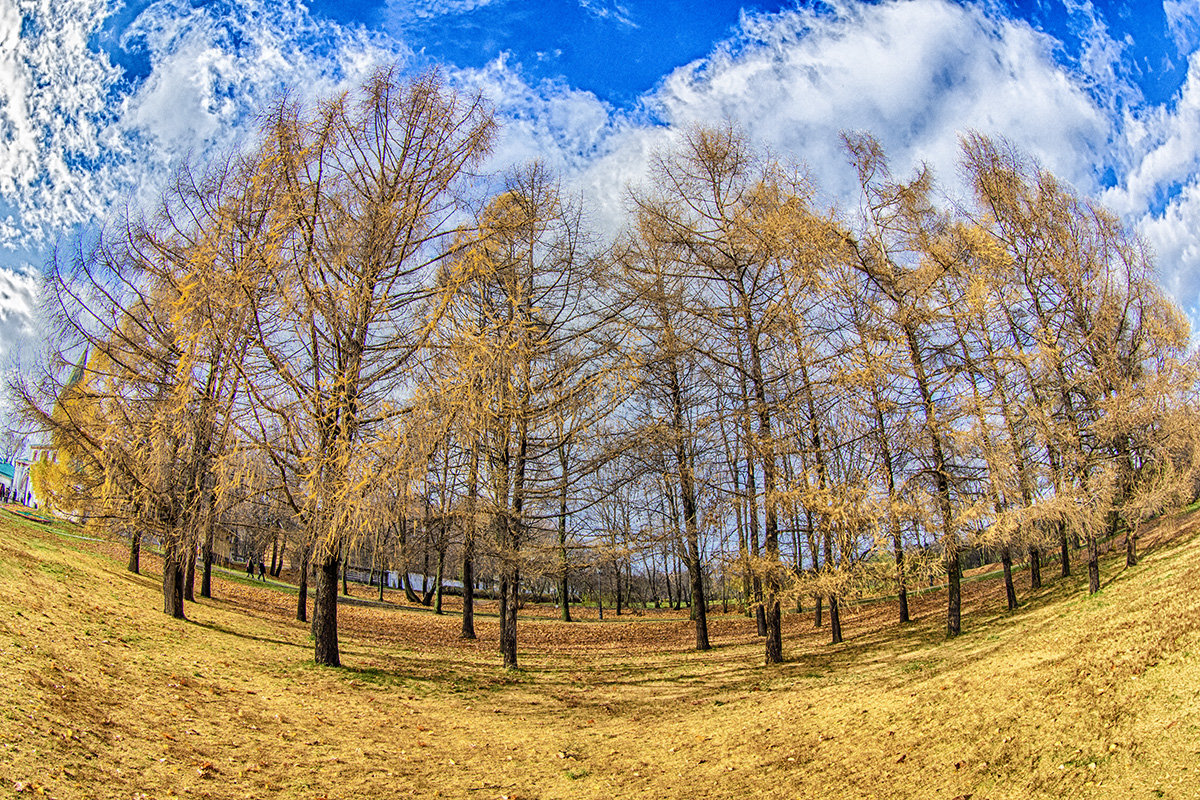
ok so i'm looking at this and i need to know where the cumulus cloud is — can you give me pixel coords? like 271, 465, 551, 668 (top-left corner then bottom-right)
437, 0, 1125, 246
0, 0, 123, 247
0, 0, 401, 252
4, 0, 1198, 326
434, 0, 1125, 238
115, 0, 402, 204
638, 0, 1111, 203
454, 56, 618, 170
1165, 0, 1200, 54
446, 56, 665, 230
1138, 180, 1200, 318
0, 264, 42, 366
0, 266, 39, 329
1106, 51, 1200, 317
0, 0, 1138, 262
0, 0, 405, 368
1105, 52, 1200, 217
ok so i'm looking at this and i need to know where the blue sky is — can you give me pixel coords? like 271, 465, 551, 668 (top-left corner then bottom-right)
2, 0, 1200, 365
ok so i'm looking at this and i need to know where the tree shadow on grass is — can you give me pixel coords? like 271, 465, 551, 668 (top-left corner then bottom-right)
191, 618, 307, 650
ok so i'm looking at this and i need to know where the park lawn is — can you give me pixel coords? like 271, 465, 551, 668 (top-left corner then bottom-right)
1, 508, 1199, 799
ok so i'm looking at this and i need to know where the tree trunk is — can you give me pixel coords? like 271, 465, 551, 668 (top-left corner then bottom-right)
297, 545, 310, 623
688, 554, 710, 651
499, 402, 529, 670
596, 566, 604, 620
814, 595, 822, 628
1087, 534, 1100, 594
894, 522, 910, 623
733, 466, 750, 614
946, 544, 961, 637
557, 444, 573, 623
1002, 546, 1018, 610
615, 559, 623, 616
668, 362, 709, 649
1029, 545, 1042, 590
401, 571, 418, 603
462, 446, 478, 639
663, 547, 674, 609
434, 546, 445, 615
648, 560, 659, 609
675, 555, 685, 610
898, 321, 960, 638
741, 391, 766, 637
341, 556, 349, 597
313, 552, 340, 667
399, 517, 419, 603
823, 525, 837, 641
420, 543, 435, 606
162, 549, 185, 620
499, 572, 509, 635
871, 398, 910, 625
128, 531, 141, 574
1060, 523, 1071, 578
500, 567, 519, 669
200, 515, 214, 599
558, 515, 571, 623
461, 543, 476, 639
184, 546, 196, 603
1125, 528, 1138, 567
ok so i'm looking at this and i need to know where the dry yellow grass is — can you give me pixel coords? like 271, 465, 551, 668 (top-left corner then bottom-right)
2, 508, 1200, 800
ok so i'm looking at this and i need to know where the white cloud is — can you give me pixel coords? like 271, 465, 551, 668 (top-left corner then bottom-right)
5, 0, 1199, 328
0, 264, 39, 325
1064, 0, 1139, 113
1108, 50, 1200, 317
445, 56, 669, 231
1104, 51, 1200, 217
0, 0, 402, 252
1165, 0, 1200, 53
0, 0, 406, 368
383, 0, 502, 26
0, 216, 19, 250
0, 264, 41, 366
0, 0, 1132, 258
454, 56, 617, 171
0, 0, 122, 247
114, 0, 402, 204
640, 0, 1110, 202
578, 0, 637, 28
439, 0, 1120, 239
1138, 179, 1200, 317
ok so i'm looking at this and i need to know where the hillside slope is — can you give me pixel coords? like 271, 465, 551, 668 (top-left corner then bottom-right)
1, 509, 1199, 799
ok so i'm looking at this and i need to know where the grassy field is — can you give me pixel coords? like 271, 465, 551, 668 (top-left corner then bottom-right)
2, 509, 1200, 799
